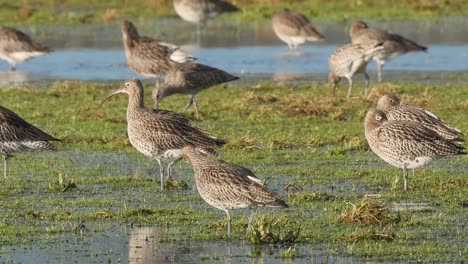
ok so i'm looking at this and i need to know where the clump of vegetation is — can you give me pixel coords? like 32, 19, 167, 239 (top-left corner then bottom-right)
165, 177, 189, 191
338, 196, 399, 225
248, 214, 300, 244
48, 172, 76, 192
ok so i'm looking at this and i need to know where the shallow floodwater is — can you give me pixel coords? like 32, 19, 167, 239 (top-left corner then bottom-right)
1, 150, 466, 263
1, 18, 468, 86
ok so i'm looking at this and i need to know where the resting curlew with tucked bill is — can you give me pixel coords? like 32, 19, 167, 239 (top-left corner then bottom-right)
349, 21, 427, 82
0, 26, 51, 71
272, 8, 324, 51
328, 42, 384, 99
377, 94, 463, 142
153, 62, 239, 117
100, 79, 225, 191
181, 145, 288, 238
120, 20, 196, 88
364, 109, 465, 191
0, 105, 59, 178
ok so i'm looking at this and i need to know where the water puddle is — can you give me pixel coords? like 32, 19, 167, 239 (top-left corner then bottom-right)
1, 18, 467, 86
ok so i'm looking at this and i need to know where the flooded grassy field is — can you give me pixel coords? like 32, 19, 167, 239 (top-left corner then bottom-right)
0, 2, 467, 262
0, 80, 466, 262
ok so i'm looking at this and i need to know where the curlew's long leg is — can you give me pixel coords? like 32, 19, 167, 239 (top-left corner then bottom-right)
167, 157, 181, 179
225, 209, 232, 239
3, 156, 8, 178
403, 166, 408, 191
345, 76, 353, 100
155, 158, 165, 191
246, 208, 257, 235
184, 95, 195, 112
363, 72, 370, 97
377, 62, 384, 83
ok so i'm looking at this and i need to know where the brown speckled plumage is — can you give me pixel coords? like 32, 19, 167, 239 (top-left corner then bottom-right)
0, 105, 59, 178
153, 62, 239, 117
272, 8, 324, 51
349, 21, 427, 82
101, 79, 225, 190
121, 20, 196, 86
182, 145, 288, 238
0, 26, 51, 71
329, 42, 384, 99
377, 94, 463, 142
364, 109, 465, 190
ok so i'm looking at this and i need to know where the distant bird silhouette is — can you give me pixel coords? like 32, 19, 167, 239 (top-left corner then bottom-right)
153, 62, 239, 117
272, 8, 324, 51
0, 26, 51, 71
120, 20, 196, 88
364, 109, 465, 190
328, 42, 384, 99
349, 21, 427, 82
173, 0, 239, 42
100, 79, 225, 191
182, 145, 288, 238
0, 105, 59, 178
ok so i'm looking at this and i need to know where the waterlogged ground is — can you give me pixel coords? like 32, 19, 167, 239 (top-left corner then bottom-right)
0, 81, 466, 263
0, 18, 468, 86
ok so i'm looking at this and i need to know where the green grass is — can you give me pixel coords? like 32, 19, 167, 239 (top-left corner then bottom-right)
2, 0, 468, 26
0, 80, 466, 262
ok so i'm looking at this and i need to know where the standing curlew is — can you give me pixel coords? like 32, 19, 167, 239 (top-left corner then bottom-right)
377, 94, 463, 142
328, 42, 384, 99
120, 20, 196, 88
173, 0, 239, 41
100, 79, 225, 191
0, 26, 51, 71
349, 21, 427, 82
153, 62, 239, 117
181, 145, 288, 238
0, 105, 59, 178
364, 109, 465, 191
272, 8, 324, 51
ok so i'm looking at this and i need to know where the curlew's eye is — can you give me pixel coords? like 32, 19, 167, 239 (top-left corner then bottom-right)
125, 83, 130, 87
375, 115, 382, 121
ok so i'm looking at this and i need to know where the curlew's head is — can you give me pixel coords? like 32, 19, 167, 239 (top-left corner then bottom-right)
152, 84, 178, 109
121, 20, 139, 41
377, 94, 401, 110
181, 145, 208, 164
328, 72, 341, 96
349, 20, 368, 38
100, 79, 144, 107
364, 109, 388, 132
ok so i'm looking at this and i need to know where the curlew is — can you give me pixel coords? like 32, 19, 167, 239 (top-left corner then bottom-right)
272, 8, 324, 51
349, 21, 427, 82
377, 94, 463, 142
153, 62, 239, 117
181, 145, 288, 238
364, 109, 465, 191
120, 20, 196, 88
328, 42, 384, 99
100, 79, 225, 191
0, 26, 51, 71
0, 105, 59, 178
173, 0, 239, 41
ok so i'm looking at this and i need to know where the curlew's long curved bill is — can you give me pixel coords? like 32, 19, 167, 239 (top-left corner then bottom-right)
99, 87, 125, 107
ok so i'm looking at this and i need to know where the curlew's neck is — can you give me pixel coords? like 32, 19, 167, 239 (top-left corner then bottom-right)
127, 89, 145, 116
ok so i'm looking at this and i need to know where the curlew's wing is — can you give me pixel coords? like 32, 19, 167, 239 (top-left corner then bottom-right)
0, 26, 50, 53
198, 160, 287, 208
376, 121, 463, 157
139, 108, 225, 150
0, 106, 59, 142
